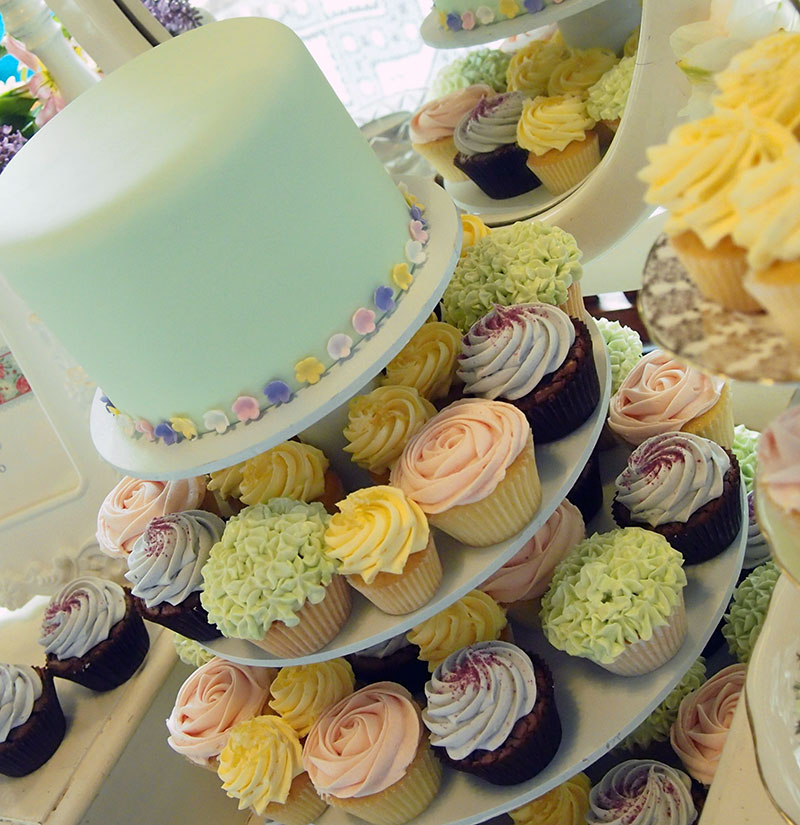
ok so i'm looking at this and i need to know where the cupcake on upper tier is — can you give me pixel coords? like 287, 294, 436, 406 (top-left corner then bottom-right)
756, 405, 800, 536
506, 34, 571, 99
546, 48, 618, 98
586, 55, 636, 135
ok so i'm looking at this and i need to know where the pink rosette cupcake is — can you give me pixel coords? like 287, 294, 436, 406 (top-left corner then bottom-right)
608, 350, 734, 449
166, 656, 275, 769
670, 663, 746, 786
757, 405, 800, 537
96, 475, 207, 558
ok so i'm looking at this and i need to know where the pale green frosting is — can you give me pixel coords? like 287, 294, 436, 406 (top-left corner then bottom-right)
200, 499, 337, 639
722, 561, 779, 663
596, 317, 643, 396
731, 424, 760, 495
441, 221, 583, 333
431, 49, 511, 96
540, 528, 687, 665
620, 657, 706, 751
586, 56, 636, 122
173, 633, 215, 668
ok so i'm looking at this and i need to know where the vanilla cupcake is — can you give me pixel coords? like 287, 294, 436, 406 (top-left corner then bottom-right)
508, 773, 590, 825
547, 47, 619, 98
506, 35, 572, 99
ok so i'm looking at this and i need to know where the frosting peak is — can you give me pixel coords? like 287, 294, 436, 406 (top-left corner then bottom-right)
0, 664, 42, 743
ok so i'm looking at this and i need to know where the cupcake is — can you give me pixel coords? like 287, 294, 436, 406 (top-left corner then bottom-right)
743, 490, 771, 569
587, 760, 697, 825
303, 682, 441, 825
624, 27, 639, 57
409, 85, 494, 182
541, 528, 687, 676
611, 432, 742, 565
268, 658, 355, 738
721, 561, 779, 663
206, 460, 246, 516
586, 54, 636, 134
452, 92, 541, 200
595, 317, 643, 396
670, 664, 746, 785
200, 499, 350, 657
381, 321, 463, 402
457, 303, 600, 442
546, 47, 619, 97
422, 641, 561, 785
0, 665, 65, 777
166, 656, 274, 768
756, 405, 800, 536
441, 220, 584, 332
407, 589, 508, 672
324, 486, 442, 614
173, 633, 214, 668
506, 35, 571, 99
125, 510, 224, 640
731, 424, 759, 494
219, 715, 327, 825
96, 474, 206, 558
508, 772, 590, 825
459, 213, 490, 257
431, 48, 511, 96
566, 449, 603, 524
516, 94, 600, 195
346, 633, 429, 695
608, 350, 734, 449
390, 398, 541, 546
40, 576, 150, 691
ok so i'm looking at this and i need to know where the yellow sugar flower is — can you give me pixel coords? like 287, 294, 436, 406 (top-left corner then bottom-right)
393, 263, 413, 291
499, 0, 519, 19
170, 415, 198, 440
295, 356, 325, 385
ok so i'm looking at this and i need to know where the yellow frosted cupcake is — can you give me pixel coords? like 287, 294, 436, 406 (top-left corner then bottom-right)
218, 715, 327, 825
206, 460, 246, 517
509, 772, 591, 825
460, 213, 490, 257
547, 47, 619, 98
506, 35, 571, 98
407, 589, 508, 671
517, 94, 600, 195
324, 486, 441, 614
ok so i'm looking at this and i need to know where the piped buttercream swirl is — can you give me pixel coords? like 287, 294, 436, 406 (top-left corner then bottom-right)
410, 85, 493, 144
453, 92, 526, 156
509, 772, 591, 825
0, 664, 41, 743
758, 405, 800, 515
238, 441, 328, 506
506, 37, 572, 98
586, 55, 635, 122
516, 94, 596, 157
547, 48, 619, 97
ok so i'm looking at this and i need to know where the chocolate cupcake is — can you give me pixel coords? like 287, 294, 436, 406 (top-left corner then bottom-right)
458, 303, 600, 443
347, 633, 429, 695
612, 432, 742, 565
41, 576, 150, 691
125, 510, 224, 641
566, 448, 603, 524
422, 641, 561, 785
0, 665, 66, 776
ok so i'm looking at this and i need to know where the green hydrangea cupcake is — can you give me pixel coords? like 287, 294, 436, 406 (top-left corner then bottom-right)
541, 528, 688, 676
731, 424, 759, 495
201, 499, 351, 657
586, 55, 636, 133
441, 221, 584, 332
173, 633, 214, 668
722, 561, 779, 663
595, 317, 643, 396
431, 48, 511, 96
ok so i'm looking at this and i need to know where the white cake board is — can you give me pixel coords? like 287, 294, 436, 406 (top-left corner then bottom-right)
89, 177, 462, 481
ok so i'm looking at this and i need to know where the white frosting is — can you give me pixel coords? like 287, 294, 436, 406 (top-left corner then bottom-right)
458, 303, 575, 401
0, 664, 41, 743
125, 510, 224, 608
615, 432, 730, 526
356, 633, 413, 659
744, 491, 770, 568
40, 576, 127, 660
422, 641, 536, 760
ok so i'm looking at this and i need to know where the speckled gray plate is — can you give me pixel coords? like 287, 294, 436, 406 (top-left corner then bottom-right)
639, 235, 800, 385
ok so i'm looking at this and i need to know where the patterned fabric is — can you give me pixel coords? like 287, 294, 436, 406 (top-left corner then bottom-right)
0, 348, 31, 406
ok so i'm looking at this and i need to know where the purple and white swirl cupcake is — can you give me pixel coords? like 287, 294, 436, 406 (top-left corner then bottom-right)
125, 510, 224, 641
421, 640, 560, 784
453, 92, 540, 200
458, 303, 600, 442
40, 576, 149, 691
587, 760, 697, 825
0, 664, 65, 776
612, 432, 742, 565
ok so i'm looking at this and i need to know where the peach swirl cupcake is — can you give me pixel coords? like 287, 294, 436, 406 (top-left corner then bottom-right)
303, 682, 441, 825
390, 398, 541, 546
608, 350, 734, 449
756, 405, 800, 539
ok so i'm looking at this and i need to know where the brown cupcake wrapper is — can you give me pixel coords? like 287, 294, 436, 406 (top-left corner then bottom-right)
134, 590, 221, 642
454, 143, 541, 200
262, 772, 328, 825
348, 644, 429, 695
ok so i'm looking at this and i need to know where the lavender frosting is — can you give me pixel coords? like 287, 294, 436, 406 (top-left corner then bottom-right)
0, 664, 41, 743
453, 92, 526, 156
125, 510, 224, 608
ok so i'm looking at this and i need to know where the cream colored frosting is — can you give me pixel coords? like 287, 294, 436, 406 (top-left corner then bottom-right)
506, 37, 572, 98
302, 681, 421, 799
479, 500, 584, 603
510, 773, 590, 825
757, 405, 800, 515
670, 663, 746, 785
516, 94, 596, 157
547, 48, 619, 97
96, 475, 206, 558
608, 350, 724, 446
207, 461, 246, 499
238, 441, 328, 506
0, 664, 41, 743
166, 656, 274, 767
410, 85, 493, 144
460, 213, 490, 256
390, 398, 529, 514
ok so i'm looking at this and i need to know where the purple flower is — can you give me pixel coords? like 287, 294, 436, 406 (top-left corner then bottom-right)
0, 125, 27, 174
446, 12, 463, 30
409, 205, 423, 222
523, 0, 544, 11
154, 421, 180, 445
374, 286, 396, 313
264, 380, 292, 405
142, 0, 202, 35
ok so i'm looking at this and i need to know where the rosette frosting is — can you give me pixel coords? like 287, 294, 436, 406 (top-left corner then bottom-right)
516, 94, 596, 157
586, 55, 635, 122
200, 499, 337, 639
390, 398, 529, 514
614, 432, 730, 526
207, 461, 245, 500
173, 633, 214, 668
453, 92, 527, 156
40, 576, 127, 660
509, 772, 590, 825
410, 85, 493, 144
587, 760, 697, 825
506, 37, 571, 98
460, 213, 490, 256
757, 403, 800, 515
302, 682, 422, 799
96, 475, 206, 558
0, 664, 41, 743
608, 350, 723, 446
670, 664, 746, 785
422, 641, 536, 760
238, 441, 328, 506
731, 424, 759, 494
407, 589, 507, 671
722, 561, 779, 663
547, 48, 619, 97
595, 317, 642, 396
125, 510, 224, 608
479, 499, 584, 603
166, 656, 274, 766
431, 48, 511, 96
458, 303, 574, 401
268, 658, 355, 737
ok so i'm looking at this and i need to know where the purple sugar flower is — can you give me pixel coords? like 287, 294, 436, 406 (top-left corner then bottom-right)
446, 12, 463, 30
154, 421, 181, 445
523, 0, 544, 11
264, 380, 292, 405
374, 286, 396, 313
142, 0, 202, 35
0, 125, 27, 174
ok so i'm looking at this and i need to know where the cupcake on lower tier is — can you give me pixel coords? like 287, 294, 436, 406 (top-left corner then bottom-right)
508, 772, 590, 825
40, 576, 150, 691
721, 561, 779, 663
173, 633, 214, 668
346, 634, 429, 695
756, 405, 800, 537
0, 665, 66, 777
422, 641, 561, 785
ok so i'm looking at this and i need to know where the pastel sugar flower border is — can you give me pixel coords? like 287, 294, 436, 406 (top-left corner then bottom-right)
107, 186, 430, 446
439, 0, 559, 32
